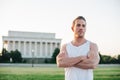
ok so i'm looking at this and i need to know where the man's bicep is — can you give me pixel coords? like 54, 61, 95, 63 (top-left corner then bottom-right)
60, 44, 67, 53
57, 51, 66, 61
56, 44, 67, 64
90, 43, 100, 64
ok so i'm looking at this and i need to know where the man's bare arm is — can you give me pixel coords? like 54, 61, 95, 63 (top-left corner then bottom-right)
56, 44, 87, 68
74, 42, 100, 69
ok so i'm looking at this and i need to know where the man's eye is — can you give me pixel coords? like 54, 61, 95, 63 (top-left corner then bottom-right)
76, 24, 86, 27
82, 25, 86, 27
77, 24, 80, 26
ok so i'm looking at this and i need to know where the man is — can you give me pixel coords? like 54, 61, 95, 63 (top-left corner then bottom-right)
56, 16, 100, 80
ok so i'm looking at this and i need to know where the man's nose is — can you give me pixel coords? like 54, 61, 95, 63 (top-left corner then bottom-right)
79, 26, 83, 29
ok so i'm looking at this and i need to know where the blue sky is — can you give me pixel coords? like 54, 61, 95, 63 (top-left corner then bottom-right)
0, 0, 120, 56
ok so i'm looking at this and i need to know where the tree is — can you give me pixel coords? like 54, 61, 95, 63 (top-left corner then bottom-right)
102, 55, 113, 64
51, 48, 60, 63
110, 57, 118, 64
1, 48, 10, 63
10, 49, 22, 63
117, 55, 120, 64
99, 52, 102, 64
2, 48, 8, 54
99, 54, 119, 64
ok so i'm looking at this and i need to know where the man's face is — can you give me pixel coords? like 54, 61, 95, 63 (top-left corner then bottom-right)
72, 19, 86, 38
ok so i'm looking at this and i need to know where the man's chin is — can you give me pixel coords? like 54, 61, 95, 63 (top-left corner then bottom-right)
76, 35, 84, 38
78, 34, 84, 38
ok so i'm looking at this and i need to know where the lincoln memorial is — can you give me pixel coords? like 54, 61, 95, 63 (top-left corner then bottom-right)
2, 31, 61, 63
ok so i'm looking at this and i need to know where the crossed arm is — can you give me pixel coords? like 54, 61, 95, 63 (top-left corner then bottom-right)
56, 42, 100, 69
74, 43, 100, 69
56, 52, 87, 67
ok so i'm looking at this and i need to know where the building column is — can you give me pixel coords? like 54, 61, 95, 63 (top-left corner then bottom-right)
29, 41, 32, 57
55, 42, 58, 48
50, 42, 53, 56
18, 41, 21, 52
12, 41, 15, 51
35, 42, 37, 57
7, 41, 10, 52
45, 42, 48, 57
40, 42, 43, 57
24, 41, 26, 56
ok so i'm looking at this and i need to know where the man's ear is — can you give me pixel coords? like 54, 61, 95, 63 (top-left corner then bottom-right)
71, 26, 74, 32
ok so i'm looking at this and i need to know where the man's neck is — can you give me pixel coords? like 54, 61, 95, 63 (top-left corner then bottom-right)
72, 37, 86, 46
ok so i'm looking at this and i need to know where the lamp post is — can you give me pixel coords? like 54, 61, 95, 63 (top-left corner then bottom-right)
31, 50, 34, 67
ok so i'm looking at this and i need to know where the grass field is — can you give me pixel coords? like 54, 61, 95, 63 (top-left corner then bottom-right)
0, 65, 120, 80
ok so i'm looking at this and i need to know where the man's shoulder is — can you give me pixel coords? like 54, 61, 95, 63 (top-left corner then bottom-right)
61, 42, 71, 47
88, 41, 98, 50
61, 43, 67, 48
60, 42, 71, 53
88, 41, 98, 48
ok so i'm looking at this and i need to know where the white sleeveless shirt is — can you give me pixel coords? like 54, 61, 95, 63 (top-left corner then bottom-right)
65, 41, 93, 80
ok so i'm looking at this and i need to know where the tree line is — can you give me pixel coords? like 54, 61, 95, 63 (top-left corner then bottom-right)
99, 52, 120, 64
0, 48, 22, 63
0, 48, 120, 64
0, 48, 60, 63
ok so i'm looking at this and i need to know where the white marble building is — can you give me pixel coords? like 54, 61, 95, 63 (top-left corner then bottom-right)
2, 31, 61, 63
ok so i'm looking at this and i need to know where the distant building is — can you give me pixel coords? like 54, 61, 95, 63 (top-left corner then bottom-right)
2, 31, 61, 63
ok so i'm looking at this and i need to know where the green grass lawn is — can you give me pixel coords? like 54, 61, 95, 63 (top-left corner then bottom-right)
0, 65, 120, 80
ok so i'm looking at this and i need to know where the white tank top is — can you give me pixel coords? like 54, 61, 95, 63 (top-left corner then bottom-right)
65, 40, 93, 80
